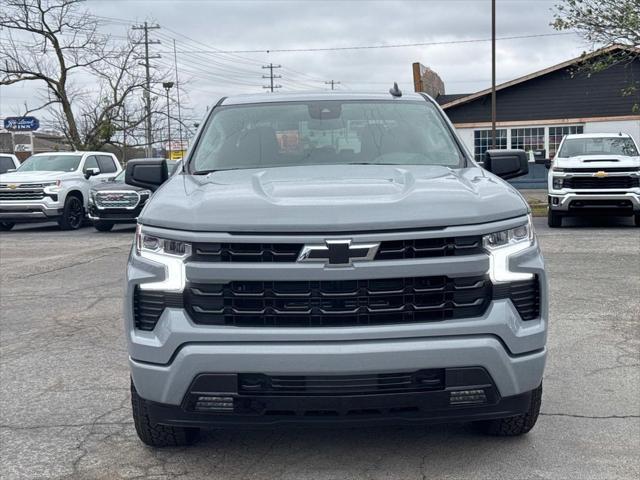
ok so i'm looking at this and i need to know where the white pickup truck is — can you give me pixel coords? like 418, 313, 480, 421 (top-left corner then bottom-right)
0, 151, 121, 230
547, 133, 640, 227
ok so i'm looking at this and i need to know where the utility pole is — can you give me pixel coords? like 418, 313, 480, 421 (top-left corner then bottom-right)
163, 82, 174, 160
262, 63, 282, 92
325, 80, 341, 90
490, 0, 497, 150
173, 39, 184, 157
132, 21, 161, 157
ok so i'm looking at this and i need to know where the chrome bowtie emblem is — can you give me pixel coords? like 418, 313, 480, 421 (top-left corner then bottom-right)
297, 239, 380, 266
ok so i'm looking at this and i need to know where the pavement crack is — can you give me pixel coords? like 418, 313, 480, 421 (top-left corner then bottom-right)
540, 412, 640, 419
19, 248, 127, 278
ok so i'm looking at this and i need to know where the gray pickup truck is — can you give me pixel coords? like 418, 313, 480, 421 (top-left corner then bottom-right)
124, 91, 547, 447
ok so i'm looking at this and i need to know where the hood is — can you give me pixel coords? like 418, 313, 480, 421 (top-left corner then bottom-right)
91, 179, 145, 193
140, 165, 528, 232
555, 154, 640, 170
0, 170, 79, 183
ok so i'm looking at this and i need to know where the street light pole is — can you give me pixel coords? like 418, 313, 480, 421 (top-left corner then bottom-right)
162, 81, 174, 160
491, 0, 497, 150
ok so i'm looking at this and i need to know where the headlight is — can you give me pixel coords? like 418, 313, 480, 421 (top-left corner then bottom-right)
138, 190, 152, 203
135, 224, 191, 291
552, 177, 564, 189
551, 167, 564, 173
43, 180, 62, 194
483, 215, 535, 283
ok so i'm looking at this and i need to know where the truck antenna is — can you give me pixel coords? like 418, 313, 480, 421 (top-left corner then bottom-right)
389, 82, 402, 98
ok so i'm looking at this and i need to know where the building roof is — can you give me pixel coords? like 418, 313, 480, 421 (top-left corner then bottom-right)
440, 44, 640, 110
435, 93, 470, 105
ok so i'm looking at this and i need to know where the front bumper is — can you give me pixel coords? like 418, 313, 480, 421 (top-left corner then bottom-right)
139, 368, 537, 428
0, 202, 63, 222
548, 192, 640, 213
88, 204, 142, 223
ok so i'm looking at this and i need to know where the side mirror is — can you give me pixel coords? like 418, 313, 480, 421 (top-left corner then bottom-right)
534, 158, 552, 169
484, 149, 529, 180
125, 159, 168, 191
84, 167, 100, 179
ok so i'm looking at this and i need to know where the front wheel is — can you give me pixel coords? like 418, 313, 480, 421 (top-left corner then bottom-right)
93, 220, 114, 232
58, 195, 84, 230
474, 384, 542, 436
131, 381, 199, 447
635, 214, 640, 227
0, 222, 15, 231
547, 209, 562, 228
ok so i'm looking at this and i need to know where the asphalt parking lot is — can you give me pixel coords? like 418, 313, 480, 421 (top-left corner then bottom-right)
1, 217, 639, 480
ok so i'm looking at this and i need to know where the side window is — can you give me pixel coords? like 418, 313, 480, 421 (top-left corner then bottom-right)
0, 156, 16, 174
83, 155, 99, 173
97, 155, 118, 173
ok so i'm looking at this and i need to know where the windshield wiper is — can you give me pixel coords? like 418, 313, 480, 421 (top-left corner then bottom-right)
192, 169, 219, 175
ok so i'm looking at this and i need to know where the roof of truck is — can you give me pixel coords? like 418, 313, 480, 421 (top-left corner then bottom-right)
221, 91, 430, 105
564, 133, 633, 140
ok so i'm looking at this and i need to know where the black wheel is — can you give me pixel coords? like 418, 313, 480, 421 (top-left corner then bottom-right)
0, 222, 15, 231
93, 220, 114, 232
475, 384, 542, 436
635, 214, 640, 227
58, 195, 84, 230
131, 380, 199, 447
547, 209, 562, 228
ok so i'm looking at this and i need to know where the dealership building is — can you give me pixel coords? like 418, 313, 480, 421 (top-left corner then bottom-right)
415, 45, 640, 187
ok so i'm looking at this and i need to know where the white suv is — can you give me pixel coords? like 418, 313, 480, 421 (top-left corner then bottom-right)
547, 133, 640, 227
0, 151, 121, 230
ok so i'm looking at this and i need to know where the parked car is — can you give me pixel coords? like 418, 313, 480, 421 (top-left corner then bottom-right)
124, 91, 546, 447
89, 160, 181, 231
0, 153, 20, 174
0, 151, 121, 231
546, 133, 640, 227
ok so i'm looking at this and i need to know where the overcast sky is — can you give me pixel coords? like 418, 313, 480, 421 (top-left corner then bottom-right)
1, 0, 591, 128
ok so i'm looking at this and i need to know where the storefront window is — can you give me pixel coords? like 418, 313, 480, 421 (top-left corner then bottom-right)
473, 129, 507, 162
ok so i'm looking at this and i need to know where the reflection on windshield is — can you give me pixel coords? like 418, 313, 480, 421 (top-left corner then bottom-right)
18, 155, 81, 172
190, 101, 464, 172
559, 138, 639, 157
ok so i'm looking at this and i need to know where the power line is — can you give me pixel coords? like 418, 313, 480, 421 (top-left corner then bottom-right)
168, 32, 576, 54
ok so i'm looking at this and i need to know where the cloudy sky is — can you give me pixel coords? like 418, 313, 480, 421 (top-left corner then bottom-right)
1, 0, 592, 128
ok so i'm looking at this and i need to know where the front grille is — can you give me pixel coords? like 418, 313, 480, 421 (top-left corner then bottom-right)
133, 288, 183, 330
190, 236, 483, 263
238, 370, 445, 396
95, 191, 140, 209
0, 189, 45, 200
494, 277, 540, 320
562, 176, 639, 189
375, 236, 482, 260
192, 243, 302, 262
562, 167, 639, 173
184, 275, 492, 327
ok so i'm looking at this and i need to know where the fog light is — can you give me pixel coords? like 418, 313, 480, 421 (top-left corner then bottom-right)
552, 197, 559, 205
194, 395, 235, 412
449, 389, 487, 405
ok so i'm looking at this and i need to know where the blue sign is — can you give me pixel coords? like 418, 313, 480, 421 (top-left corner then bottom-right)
3, 116, 40, 131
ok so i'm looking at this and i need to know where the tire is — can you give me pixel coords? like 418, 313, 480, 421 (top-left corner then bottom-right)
475, 384, 542, 436
93, 220, 114, 232
131, 381, 199, 447
547, 209, 562, 228
635, 214, 640, 227
58, 195, 84, 230
0, 222, 15, 231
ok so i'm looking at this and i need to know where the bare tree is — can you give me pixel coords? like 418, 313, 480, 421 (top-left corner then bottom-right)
0, 0, 159, 150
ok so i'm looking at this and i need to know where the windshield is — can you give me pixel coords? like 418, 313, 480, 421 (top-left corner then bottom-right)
18, 154, 81, 172
190, 100, 464, 172
113, 169, 126, 181
558, 137, 639, 157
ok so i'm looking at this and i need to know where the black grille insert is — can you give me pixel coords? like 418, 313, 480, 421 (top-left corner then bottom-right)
562, 176, 639, 189
238, 370, 445, 396
184, 275, 492, 327
133, 288, 183, 331
494, 277, 540, 321
375, 236, 482, 260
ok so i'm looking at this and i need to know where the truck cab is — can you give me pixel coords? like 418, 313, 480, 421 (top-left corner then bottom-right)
546, 133, 640, 227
